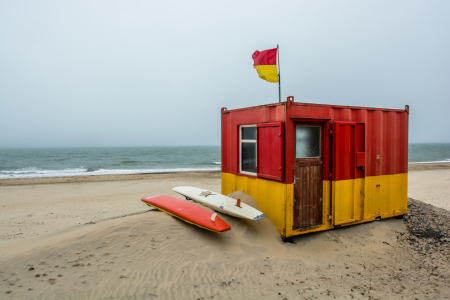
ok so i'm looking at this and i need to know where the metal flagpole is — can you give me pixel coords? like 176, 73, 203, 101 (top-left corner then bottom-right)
277, 44, 281, 103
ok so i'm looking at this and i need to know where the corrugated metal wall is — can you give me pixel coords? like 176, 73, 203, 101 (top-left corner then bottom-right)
221, 100, 409, 237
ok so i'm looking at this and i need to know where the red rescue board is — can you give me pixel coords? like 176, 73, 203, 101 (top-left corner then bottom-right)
141, 195, 231, 233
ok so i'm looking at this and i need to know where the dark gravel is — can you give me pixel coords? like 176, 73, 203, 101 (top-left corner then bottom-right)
399, 198, 450, 258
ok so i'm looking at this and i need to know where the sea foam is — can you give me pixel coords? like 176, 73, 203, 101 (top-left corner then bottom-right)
0, 167, 221, 179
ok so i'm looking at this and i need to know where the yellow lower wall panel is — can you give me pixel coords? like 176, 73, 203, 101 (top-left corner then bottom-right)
222, 172, 408, 238
221, 173, 287, 235
333, 173, 408, 227
332, 178, 365, 225
375, 173, 408, 218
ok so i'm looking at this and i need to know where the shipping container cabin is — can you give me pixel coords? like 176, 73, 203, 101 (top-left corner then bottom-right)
221, 97, 409, 242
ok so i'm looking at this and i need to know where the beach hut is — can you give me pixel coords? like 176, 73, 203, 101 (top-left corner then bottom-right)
221, 97, 409, 242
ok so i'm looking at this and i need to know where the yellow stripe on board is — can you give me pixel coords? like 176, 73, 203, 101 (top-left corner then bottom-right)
144, 203, 230, 233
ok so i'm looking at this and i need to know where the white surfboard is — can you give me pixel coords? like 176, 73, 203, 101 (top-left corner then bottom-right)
172, 186, 266, 221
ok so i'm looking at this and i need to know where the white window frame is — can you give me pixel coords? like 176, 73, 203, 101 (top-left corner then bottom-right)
239, 124, 257, 176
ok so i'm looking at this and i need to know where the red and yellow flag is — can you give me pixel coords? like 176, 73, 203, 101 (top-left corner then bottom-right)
252, 48, 278, 83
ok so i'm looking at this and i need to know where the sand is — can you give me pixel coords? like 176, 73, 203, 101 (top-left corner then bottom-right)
1, 166, 449, 299
0, 171, 221, 243
408, 163, 450, 211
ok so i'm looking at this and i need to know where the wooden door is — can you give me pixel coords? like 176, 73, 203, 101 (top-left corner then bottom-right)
293, 124, 323, 229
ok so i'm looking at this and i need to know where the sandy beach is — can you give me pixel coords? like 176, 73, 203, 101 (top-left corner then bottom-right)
1, 164, 449, 299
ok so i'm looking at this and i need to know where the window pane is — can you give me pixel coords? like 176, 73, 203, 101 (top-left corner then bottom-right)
296, 126, 320, 158
241, 142, 256, 173
242, 127, 256, 140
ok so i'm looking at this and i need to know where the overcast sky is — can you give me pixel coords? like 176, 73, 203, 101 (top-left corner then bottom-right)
0, 0, 449, 148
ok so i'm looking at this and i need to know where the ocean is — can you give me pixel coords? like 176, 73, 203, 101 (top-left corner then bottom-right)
0, 146, 221, 179
0, 144, 449, 179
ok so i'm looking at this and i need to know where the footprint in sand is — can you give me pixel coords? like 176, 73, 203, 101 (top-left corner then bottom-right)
72, 263, 84, 267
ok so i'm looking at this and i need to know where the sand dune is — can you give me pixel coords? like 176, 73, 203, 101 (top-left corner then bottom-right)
0, 171, 221, 242
1, 168, 449, 299
1, 200, 440, 299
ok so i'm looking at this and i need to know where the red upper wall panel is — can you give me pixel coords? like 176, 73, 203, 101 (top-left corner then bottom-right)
221, 101, 409, 184
221, 104, 286, 175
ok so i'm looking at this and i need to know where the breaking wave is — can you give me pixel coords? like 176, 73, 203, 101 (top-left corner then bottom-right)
0, 167, 221, 179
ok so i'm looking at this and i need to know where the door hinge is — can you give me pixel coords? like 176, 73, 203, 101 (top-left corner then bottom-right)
328, 129, 333, 135
328, 172, 332, 178
327, 215, 332, 220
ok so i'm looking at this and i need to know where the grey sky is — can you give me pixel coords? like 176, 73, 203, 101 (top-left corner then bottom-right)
0, 0, 449, 148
